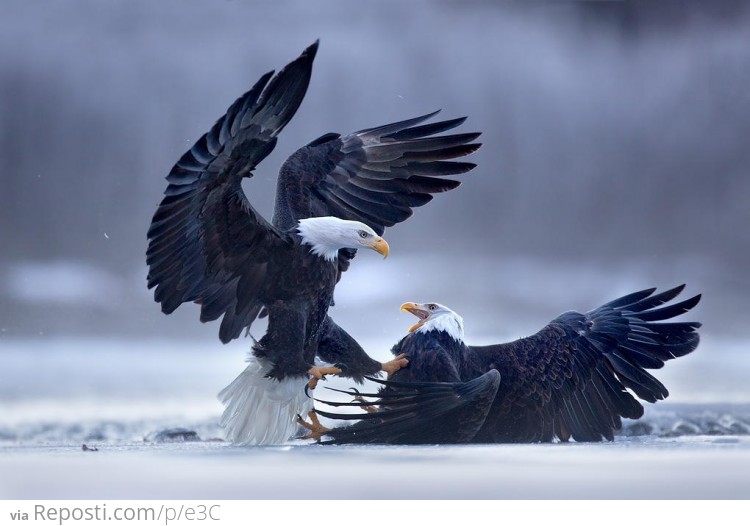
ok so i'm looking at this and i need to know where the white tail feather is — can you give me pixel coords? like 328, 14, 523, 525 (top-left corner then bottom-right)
218, 357, 311, 445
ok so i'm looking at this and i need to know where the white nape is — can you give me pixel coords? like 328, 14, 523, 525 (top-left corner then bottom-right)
297, 216, 374, 261
416, 306, 465, 343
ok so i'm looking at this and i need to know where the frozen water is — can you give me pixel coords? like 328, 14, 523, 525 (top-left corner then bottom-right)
1, 437, 749, 499
1, 337, 749, 499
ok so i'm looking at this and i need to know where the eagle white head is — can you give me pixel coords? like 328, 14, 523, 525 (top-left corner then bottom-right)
400, 302, 465, 343
297, 217, 390, 261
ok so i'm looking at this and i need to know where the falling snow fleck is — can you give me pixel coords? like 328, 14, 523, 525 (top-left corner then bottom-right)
104, 232, 110, 239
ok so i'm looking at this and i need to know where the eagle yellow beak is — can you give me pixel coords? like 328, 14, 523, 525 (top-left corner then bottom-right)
400, 302, 430, 333
370, 236, 390, 258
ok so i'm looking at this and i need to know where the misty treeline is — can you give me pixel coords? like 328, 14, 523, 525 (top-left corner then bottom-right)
1, 1, 748, 337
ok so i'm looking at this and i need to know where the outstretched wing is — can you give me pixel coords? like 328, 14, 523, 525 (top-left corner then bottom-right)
146, 43, 318, 343
273, 111, 481, 234
315, 371, 501, 445
471, 285, 701, 442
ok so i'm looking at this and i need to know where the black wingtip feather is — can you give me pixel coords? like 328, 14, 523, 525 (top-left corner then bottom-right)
303, 40, 320, 60
632, 294, 702, 322
385, 116, 470, 141
599, 288, 657, 310
622, 284, 687, 313
583, 287, 701, 406
355, 110, 442, 137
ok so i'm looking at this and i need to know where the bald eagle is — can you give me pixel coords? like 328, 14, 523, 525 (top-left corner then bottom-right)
310, 286, 701, 444
145, 42, 481, 444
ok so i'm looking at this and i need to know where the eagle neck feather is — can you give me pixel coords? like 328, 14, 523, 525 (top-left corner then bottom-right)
416, 314, 465, 343
296, 217, 347, 262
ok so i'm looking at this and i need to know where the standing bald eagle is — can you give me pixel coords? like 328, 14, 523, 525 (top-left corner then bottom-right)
145, 42, 481, 444
311, 286, 701, 444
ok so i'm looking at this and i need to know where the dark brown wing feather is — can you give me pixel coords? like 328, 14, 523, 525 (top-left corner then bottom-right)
315, 371, 501, 445
470, 285, 701, 442
273, 111, 481, 234
146, 43, 318, 343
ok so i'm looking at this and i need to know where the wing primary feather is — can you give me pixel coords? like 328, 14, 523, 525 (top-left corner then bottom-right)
629, 294, 702, 322
385, 117, 468, 141
622, 284, 686, 312
355, 110, 441, 138
598, 288, 657, 310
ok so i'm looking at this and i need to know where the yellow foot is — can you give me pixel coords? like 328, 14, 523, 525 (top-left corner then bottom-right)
381, 353, 409, 379
296, 410, 330, 441
353, 394, 378, 414
307, 365, 342, 390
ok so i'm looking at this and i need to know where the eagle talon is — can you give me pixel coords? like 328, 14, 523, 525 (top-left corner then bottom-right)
297, 410, 330, 441
353, 394, 378, 414
381, 354, 409, 379
307, 365, 343, 390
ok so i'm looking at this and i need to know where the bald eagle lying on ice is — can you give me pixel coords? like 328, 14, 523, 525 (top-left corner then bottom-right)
309, 286, 701, 444
146, 42, 480, 444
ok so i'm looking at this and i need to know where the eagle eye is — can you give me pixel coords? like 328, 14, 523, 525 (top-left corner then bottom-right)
428, 304, 437, 311
358, 230, 369, 238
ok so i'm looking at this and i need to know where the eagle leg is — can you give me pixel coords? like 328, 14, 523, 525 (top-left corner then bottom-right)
381, 353, 409, 379
307, 365, 343, 390
296, 410, 330, 441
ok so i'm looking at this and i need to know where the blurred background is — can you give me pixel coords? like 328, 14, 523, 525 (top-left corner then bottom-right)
1, 0, 749, 440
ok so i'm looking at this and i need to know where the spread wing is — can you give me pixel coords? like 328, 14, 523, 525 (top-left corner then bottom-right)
471, 285, 701, 442
314, 371, 501, 445
146, 43, 318, 343
273, 111, 481, 234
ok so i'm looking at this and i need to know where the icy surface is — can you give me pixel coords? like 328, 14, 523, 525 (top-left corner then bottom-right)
1, 337, 749, 499
1, 438, 749, 499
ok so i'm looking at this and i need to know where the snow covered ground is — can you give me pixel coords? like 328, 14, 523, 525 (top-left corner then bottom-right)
1, 337, 749, 499
2, 437, 750, 499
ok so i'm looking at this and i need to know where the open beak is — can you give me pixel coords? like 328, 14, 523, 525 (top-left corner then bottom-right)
370, 236, 390, 258
400, 302, 430, 333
